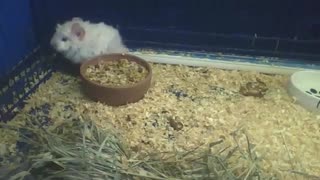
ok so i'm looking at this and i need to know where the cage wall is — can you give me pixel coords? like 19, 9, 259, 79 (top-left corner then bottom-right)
0, 0, 36, 78
1, 0, 320, 80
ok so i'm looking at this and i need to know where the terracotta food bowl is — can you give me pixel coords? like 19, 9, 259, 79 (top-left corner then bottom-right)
80, 53, 152, 106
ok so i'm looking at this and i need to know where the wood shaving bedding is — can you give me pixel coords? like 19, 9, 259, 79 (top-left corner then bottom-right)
85, 58, 148, 86
5, 63, 320, 179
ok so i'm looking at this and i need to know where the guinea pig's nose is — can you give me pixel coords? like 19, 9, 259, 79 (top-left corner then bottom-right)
50, 43, 58, 52
51, 42, 58, 49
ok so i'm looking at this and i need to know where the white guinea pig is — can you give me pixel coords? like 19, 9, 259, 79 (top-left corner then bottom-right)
50, 17, 129, 64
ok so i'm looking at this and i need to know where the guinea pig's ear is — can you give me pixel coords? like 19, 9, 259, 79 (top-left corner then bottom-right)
71, 23, 85, 41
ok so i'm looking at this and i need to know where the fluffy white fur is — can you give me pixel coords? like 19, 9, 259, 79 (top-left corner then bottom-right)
50, 17, 128, 64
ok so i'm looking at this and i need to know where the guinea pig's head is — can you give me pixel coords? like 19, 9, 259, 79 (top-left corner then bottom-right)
50, 18, 86, 53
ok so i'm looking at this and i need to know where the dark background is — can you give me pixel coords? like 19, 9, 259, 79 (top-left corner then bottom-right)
1, 0, 320, 77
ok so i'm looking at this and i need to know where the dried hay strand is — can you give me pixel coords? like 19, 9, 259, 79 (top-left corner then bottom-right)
0, 117, 280, 180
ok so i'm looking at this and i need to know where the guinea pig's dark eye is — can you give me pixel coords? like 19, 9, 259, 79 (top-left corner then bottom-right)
62, 37, 68, 42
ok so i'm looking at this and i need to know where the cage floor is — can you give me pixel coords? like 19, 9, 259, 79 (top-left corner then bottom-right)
2, 62, 320, 179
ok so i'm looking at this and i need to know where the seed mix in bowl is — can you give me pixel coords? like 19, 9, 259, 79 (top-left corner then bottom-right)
85, 58, 148, 86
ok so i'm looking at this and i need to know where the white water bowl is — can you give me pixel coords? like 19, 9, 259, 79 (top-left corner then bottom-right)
287, 70, 320, 114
